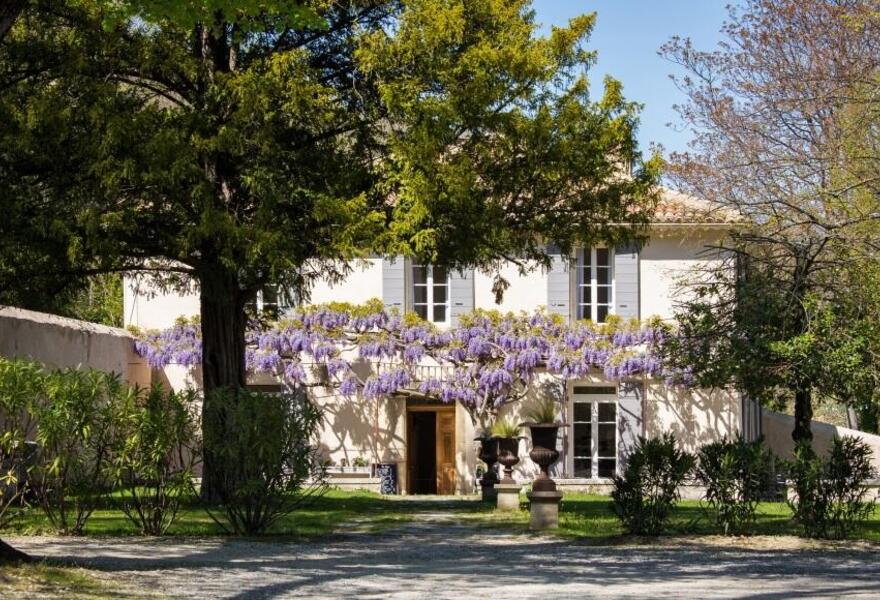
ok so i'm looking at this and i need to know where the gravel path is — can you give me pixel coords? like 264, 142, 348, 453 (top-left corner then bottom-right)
8, 513, 880, 599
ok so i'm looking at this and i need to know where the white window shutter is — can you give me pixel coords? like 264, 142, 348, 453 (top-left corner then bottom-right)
382, 256, 406, 312
546, 244, 571, 319
613, 243, 639, 319
449, 268, 474, 325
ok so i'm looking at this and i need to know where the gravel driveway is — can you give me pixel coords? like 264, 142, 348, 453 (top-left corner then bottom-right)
8, 514, 880, 599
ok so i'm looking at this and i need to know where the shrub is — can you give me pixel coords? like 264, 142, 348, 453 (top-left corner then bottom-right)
202, 387, 327, 535
523, 400, 558, 424
695, 436, 773, 534
0, 358, 43, 528
110, 384, 200, 535
611, 433, 695, 535
33, 368, 119, 534
489, 418, 521, 438
787, 436, 876, 539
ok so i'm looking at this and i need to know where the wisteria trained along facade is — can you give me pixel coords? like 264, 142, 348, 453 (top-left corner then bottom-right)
133, 300, 687, 427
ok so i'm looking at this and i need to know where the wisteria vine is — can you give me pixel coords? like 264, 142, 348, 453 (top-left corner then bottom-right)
132, 300, 692, 428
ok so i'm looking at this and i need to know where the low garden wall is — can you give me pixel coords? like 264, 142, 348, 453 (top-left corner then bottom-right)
0, 306, 150, 386
762, 410, 880, 472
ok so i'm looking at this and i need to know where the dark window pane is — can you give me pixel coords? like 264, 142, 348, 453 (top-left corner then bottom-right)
573, 423, 592, 456
597, 267, 610, 285
573, 403, 591, 422
598, 423, 616, 456
581, 252, 591, 269
262, 287, 278, 305
596, 248, 609, 266
580, 286, 591, 305
574, 458, 592, 478
598, 403, 616, 422
573, 386, 617, 395
432, 266, 447, 282
413, 286, 428, 304
432, 305, 447, 323
415, 305, 428, 320
597, 286, 609, 303
598, 458, 616, 478
597, 305, 609, 323
433, 285, 447, 303
413, 266, 427, 284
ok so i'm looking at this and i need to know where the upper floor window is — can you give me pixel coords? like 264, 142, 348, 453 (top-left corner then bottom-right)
577, 248, 613, 323
571, 385, 618, 479
248, 285, 296, 320
412, 264, 450, 324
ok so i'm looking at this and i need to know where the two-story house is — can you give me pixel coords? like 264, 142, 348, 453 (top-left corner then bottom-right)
124, 189, 755, 495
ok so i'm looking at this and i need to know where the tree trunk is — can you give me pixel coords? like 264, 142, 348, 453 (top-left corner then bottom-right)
792, 385, 813, 445
0, 537, 31, 563
198, 266, 247, 501
0, 0, 25, 45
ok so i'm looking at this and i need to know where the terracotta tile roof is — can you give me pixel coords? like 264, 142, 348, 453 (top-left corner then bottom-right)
653, 188, 743, 225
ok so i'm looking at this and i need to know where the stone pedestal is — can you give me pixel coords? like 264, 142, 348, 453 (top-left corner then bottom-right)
480, 481, 497, 502
495, 482, 522, 510
527, 490, 563, 530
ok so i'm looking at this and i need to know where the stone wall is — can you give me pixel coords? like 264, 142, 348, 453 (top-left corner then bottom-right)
0, 306, 149, 385
762, 409, 880, 472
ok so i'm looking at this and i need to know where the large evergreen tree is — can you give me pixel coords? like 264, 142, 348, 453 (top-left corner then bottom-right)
1, 0, 659, 496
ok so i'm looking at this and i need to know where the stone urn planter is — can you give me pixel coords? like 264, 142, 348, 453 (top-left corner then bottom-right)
523, 421, 568, 530
475, 435, 500, 501
523, 422, 568, 492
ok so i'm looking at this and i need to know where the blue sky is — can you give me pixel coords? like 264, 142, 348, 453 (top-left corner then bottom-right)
531, 1, 730, 156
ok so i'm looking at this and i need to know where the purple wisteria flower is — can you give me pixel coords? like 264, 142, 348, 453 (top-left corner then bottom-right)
132, 306, 682, 411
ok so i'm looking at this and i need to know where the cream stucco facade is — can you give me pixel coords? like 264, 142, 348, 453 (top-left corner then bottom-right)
116, 223, 746, 495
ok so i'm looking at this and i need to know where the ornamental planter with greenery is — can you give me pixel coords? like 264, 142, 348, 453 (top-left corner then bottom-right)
523, 401, 567, 492
475, 434, 500, 500
491, 419, 522, 484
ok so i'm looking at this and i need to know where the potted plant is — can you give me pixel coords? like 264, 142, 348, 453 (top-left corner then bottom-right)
490, 419, 522, 483
522, 400, 567, 492
353, 456, 369, 474
474, 432, 500, 500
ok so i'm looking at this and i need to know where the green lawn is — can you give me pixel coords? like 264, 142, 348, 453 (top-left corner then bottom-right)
2, 489, 423, 537
0, 562, 149, 599
3, 488, 879, 542
470, 493, 836, 540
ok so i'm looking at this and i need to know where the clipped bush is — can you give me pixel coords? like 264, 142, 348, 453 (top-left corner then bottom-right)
612, 433, 695, 535
695, 436, 773, 534
787, 436, 876, 539
202, 387, 327, 535
33, 368, 119, 534
110, 384, 200, 535
0, 358, 43, 528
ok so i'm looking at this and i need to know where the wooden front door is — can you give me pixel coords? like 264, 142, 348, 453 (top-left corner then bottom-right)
436, 410, 456, 495
407, 405, 456, 495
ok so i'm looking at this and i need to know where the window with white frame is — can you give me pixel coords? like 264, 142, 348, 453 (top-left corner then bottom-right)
576, 248, 613, 323
412, 264, 450, 324
249, 286, 296, 320
571, 385, 618, 478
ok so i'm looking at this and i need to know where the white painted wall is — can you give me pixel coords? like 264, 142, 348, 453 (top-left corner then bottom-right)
125, 229, 731, 327
308, 258, 383, 305
474, 262, 548, 313
124, 278, 200, 330
639, 228, 727, 320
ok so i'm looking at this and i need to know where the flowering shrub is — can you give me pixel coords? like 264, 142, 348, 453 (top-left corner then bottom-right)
134, 301, 678, 428
787, 437, 876, 539
612, 433, 695, 535
695, 436, 773, 534
109, 384, 200, 535
201, 387, 326, 535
